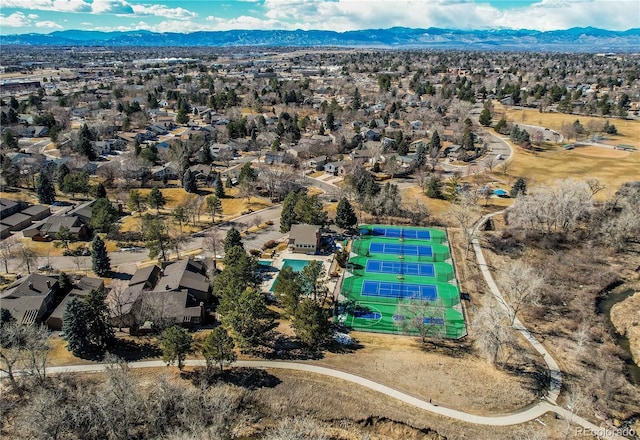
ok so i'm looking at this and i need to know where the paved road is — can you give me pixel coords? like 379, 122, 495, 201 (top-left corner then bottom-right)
24, 359, 624, 437
9, 204, 284, 274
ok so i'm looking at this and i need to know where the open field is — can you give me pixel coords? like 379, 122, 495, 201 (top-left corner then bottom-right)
504, 142, 639, 194
495, 104, 640, 148
310, 332, 538, 415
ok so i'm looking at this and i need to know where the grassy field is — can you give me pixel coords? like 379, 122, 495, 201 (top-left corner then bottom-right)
495, 104, 640, 148
504, 141, 639, 194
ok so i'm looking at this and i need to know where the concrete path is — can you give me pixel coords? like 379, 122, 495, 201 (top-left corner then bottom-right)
32, 359, 625, 437
471, 211, 562, 404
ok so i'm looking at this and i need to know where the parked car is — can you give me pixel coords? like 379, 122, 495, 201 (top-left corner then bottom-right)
37, 264, 53, 271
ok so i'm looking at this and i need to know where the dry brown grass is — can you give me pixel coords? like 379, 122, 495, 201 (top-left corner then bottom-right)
251, 369, 566, 440
496, 103, 640, 148
310, 331, 537, 415
504, 142, 640, 195
401, 187, 453, 218
610, 289, 640, 367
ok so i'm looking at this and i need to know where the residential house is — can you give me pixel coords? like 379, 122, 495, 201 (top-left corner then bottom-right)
188, 164, 214, 181
19, 126, 49, 138
350, 149, 374, 162
107, 259, 208, 332
304, 155, 327, 170
23, 215, 90, 241
0, 274, 60, 325
46, 277, 104, 330
20, 205, 51, 222
151, 162, 179, 180
410, 120, 423, 131
288, 224, 321, 254
154, 259, 210, 303
324, 160, 349, 176
0, 198, 24, 218
265, 151, 286, 165
361, 128, 381, 141
0, 212, 33, 232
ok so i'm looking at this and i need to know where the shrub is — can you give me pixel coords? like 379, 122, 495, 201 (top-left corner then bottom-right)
262, 240, 279, 250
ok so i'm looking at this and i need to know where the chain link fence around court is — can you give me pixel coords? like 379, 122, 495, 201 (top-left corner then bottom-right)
339, 225, 466, 339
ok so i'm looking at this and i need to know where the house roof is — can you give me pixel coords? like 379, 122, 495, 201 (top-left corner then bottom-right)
1, 296, 43, 324
129, 265, 161, 287
20, 204, 50, 217
39, 216, 81, 235
0, 212, 31, 227
107, 283, 145, 317
289, 223, 320, 246
138, 290, 202, 322
1, 273, 58, 299
153, 259, 208, 296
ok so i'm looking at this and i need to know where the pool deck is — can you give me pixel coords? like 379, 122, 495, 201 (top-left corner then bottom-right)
261, 249, 337, 295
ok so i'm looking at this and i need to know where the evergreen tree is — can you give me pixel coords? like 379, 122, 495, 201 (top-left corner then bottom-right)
62, 297, 91, 356
57, 272, 72, 293
214, 177, 225, 198
175, 107, 190, 125
510, 177, 528, 198
352, 87, 361, 110
494, 118, 508, 135
182, 169, 197, 193
426, 176, 444, 199
429, 130, 442, 150
91, 235, 111, 276
127, 189, 145, 213
143, 216, 169, 261
273, 266, 303, 315
280, 191, 301, 233
36, 172, 56, 204
479, 108, 492, 126
202, 326, 236, 373
292, 299, 332, 349
415, 143, 427, 167
147, 187, 165, 212
77, 124, 96, 160
224, 228, 243, 252
160, 325, 193, 370
205, 195, 222, 223
93, 183, 107, 199
219, 287, 273, 352
2, 130, 18, 149
91, 197, 119, 233
238, 162, 257, 184
335, 197, 358, 229
84, 288, 114, 349
56, 163, 70, 189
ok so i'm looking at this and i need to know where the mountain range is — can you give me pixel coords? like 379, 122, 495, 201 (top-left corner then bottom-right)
2, 27, 639, 52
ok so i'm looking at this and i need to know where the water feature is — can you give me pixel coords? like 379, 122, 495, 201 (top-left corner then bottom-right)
596, 287, 640, 385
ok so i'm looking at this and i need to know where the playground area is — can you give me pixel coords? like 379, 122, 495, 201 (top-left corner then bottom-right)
339, 225, 466, 339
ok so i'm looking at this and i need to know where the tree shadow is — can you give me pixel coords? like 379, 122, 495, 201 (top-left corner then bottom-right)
110, 271, 133, 281
184, 366, 282, 390
107, 338, 162, 361
417, 338, 474, 358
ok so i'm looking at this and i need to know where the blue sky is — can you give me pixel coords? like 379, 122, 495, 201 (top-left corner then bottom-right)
0, 0, 637, 35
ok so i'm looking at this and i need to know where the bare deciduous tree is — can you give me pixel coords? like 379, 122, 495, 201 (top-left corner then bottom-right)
498, 261, 544, 325
0, 322, 49, 390
448, 192, 481, 258
0, 241, 15, 273
471, 298, 514, 365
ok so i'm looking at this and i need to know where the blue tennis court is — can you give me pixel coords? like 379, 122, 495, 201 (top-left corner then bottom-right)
370, 227, 431, 240
354, 311, 381, 320
369, 242, 433, 257
365, 260, 435, 277
362, 280, 437, 300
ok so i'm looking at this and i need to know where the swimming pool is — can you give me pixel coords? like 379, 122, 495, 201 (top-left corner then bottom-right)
270, 259, 311, 292
281, 259, 311, 272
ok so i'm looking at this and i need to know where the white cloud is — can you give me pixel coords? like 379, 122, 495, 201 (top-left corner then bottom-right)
36, 20, 63, 28
92, 0, 133, 14
0, 11, 32, 27
131, 4, 197, 19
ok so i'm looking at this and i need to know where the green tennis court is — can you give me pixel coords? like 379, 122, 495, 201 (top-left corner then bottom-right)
339, 224, 466, 339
